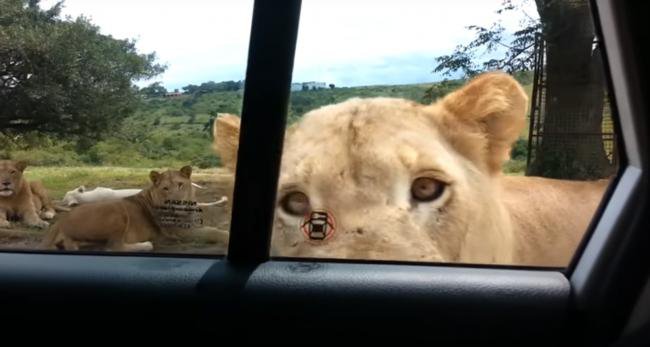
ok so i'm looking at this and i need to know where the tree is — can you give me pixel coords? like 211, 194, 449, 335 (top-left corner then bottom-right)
0, 0, 165, 140
329, 84, 335, 89
182, 84, 199, 94
531, 0, 612, 179
203, 115, 215, 134
140, 82, 168, 98
433, 0, 612, 179
181, 80, 242, 96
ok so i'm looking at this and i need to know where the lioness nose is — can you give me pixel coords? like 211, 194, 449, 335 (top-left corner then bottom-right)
2, 181, 10, 186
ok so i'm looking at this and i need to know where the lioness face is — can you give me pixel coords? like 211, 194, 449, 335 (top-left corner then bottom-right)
273, 99, 460, 261
273, 98, 514, 262
0, 160, 27, 198
149, 166, 195, 205
214, 72, 527, 262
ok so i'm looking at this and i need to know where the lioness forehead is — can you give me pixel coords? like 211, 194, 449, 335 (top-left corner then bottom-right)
292, 98, 436, 147
281, 98, 455, 184
0, 160, 18, 171
158, 170, 190, 182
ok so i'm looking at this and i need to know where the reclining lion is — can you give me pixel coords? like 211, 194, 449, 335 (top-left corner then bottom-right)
0, 160, 56, 229
213, 72, 609, 266
42, 166, 201, 252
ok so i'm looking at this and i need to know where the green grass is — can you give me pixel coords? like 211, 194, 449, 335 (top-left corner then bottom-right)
23, 166, 228, 200
23, 166, 153, 199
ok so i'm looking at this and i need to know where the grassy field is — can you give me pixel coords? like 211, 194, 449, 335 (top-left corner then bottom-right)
24, 166, 153, 199
23, 166, 233, 200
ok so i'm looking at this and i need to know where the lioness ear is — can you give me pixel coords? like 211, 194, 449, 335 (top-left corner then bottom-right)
434, 72, 528, 175
149, 171, 161, 185
180, 165, 192, 178
15, 161, 27, 172
78, 185, 86, 193
212, 114, 241, 172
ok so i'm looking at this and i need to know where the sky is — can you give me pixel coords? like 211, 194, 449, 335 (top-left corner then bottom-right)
40, 0, 538, 90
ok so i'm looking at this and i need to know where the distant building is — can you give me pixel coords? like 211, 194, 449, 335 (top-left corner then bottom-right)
291, 81, 328, 91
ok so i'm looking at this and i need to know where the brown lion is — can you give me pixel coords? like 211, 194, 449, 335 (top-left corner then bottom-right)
0, 160, 56, 229
42, 166, 199, 252
213, 72, 610, 266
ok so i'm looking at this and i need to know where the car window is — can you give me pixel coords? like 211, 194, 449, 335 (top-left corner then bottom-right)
1, 0, 618, 267
217, 0, 616, 267
0, 0, 254, 255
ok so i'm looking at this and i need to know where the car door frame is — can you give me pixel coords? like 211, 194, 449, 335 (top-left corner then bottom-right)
0, 0, 647, 344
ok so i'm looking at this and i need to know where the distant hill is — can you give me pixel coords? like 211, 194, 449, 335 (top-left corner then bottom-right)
5, 72, 533, 171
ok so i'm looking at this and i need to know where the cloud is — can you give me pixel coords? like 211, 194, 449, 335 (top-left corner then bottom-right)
293, 53, 460, 87
40, 0, 538, 88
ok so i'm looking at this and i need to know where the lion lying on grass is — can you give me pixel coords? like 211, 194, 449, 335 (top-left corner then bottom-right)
42, 165, 205, 252
213, 72, 609, 266
0, 160, 57, 229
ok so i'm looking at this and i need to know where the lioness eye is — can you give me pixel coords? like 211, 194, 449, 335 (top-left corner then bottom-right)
163, 187, 169, 191
280, 191, 311, 216
10, 170, 16, 175
178, 183, 184, 189
411, 177, 445, 202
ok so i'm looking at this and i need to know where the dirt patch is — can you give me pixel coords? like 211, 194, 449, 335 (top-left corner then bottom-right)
0, 170, 235, 255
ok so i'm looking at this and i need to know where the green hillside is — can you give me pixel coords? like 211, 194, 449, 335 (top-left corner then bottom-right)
4, 75, 533, 174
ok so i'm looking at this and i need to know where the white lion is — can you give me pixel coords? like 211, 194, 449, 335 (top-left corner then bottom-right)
61, 186, 142, 206
61, 184, 227, 207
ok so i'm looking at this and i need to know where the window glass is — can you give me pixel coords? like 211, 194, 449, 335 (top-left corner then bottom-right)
215, 0, 617, 266
0, 0, 253, 254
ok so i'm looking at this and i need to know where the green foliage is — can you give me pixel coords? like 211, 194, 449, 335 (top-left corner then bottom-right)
528, 146, 615, 180
512, 70, 534, 85
8, 79, 506, 170
140, 82, 168, 98
503, 159, 526, 175
181, 80, 242, 95
421, 79, 465, 104
435, 0, 612, 180
288, 83, 433, 122
433, 0, 540, 77
0, 131, 81, 165
81, 139, 155, 166
510, 137, 528, 161
10, 144, 82, 166
0, 0, 165, 140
